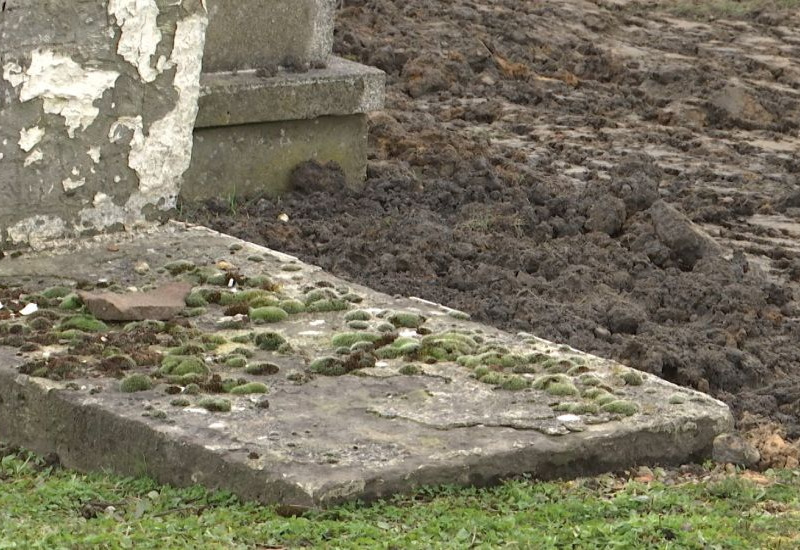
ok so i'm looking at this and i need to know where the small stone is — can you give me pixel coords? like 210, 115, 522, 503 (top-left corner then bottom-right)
79, 283, 192, 321
256, 397, 270, 409
712, 433, 760, 468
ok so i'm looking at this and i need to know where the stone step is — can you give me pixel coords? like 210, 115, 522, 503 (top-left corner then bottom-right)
0, 223, 733, 507
183, 58, 385, 202
203, 0, 336, 73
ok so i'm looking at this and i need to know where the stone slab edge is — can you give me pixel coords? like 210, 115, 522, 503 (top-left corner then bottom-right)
195, 57, 385, 128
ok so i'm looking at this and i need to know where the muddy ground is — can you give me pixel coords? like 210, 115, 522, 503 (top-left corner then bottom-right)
181, 0, 800, 446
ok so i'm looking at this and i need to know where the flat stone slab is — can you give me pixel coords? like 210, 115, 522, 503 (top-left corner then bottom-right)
195, 57, 385, 128
0, 223, 733, 507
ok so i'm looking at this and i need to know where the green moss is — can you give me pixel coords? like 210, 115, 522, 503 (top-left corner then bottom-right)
201, 334, 227, 348
59, 314, 108, 333
184, 383, 201, 395
231, 333, 254, 344
53, 329, 89, 342
620, 370, 644, 386
344, 310, 371, 322
309, 356, 347, 376
578, 374, 602, 386
581, 387, 605, 399
349, 341, 375, 353
546, 382, 580, 397
198, 397, 231, 412
41, 286, 72, 299
281, 263, 302, 272
57, 293, 83, 311
224, 355, 248, 369
532, 374, 571, 390
167, 343, 205, 356
170, 398, 191, 407
527, 353, 550, 364
478, 372, 505, 385
568, 402, 599, 415
103, 354, 136, 370
245, 363, 280, 376
331, 332, 382, 348
185, 291, 208, 308
601, 400, 638, 416
250, 306, 289, 324
669, 394, 687, 405
335, 346, 351, 355
197, 288, 223, 304
567, 364, 593, 376
347, 320, 370, 330
544, 360, 573, 374
249, 297, 281, 309
512, 364, 538, 374
304, 289, 337, 305
160, 355, 209, 376
341, 293, 364, 303
182, 307, 207, 318
123, 320, 166, 333
387, 312, 425, 329
306, 299, 349, 313
219, 290, 274, 306
254, 332, 287, 351
229, 382, 269, 395
399, 364, 422, 376
473, 366, 491, 378
420, 332, 478, 360
164, 260, 196, 275
595, 393, 617, 406
447, 309, 471, 321
376, 322, 396, 333
246, 275, 276, 289
279, 300, 305, 314
277, 343, 293, 355
499, 354, 525, 369
120, 374, 153, 393
501, 375, 530, 391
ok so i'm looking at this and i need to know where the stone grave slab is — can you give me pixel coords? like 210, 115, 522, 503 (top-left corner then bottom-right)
0, 223, 733, 507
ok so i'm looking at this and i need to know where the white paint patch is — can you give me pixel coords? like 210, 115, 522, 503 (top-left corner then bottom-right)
109, 115, 144, 144
87, 147, 101, 163
2, 62, 24, 87
62, 177, 86, 192
126, 14, 207, 196
15, 51, 119, 137
24, 149, 43, 166
19, 126, 45, 152
108, 0, 164, 82
7, 215, 67, 247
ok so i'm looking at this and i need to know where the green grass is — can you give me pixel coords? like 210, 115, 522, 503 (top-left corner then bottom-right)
1, 448, 799, 548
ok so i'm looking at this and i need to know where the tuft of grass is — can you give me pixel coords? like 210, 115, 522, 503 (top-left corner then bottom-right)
0, 446, 798, 548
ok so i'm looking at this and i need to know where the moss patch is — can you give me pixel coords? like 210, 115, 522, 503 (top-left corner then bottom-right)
309, 356, 347, 376
120, 374, 153, 393
601, 400, 639, 416
249, 306, 289, 324
387, 312, 425, 329
254, 332, 287, 351
245, 362, 280, 375
229, 382, 268, 395
59, 315, 108, 333
198, 397, 231, 412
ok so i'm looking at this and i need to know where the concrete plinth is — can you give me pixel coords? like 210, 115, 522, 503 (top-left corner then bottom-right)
183, 58, 385, 200
0, 223, 733, 507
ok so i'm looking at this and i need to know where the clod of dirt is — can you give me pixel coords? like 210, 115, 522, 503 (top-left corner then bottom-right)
648, 200, 722, 270
712, 433, 760, 468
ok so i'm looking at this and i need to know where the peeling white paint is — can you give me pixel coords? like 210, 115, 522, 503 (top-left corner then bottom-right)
2, 62, 24, 87
7, 215, 67, 247
87, 147, 101, 164
109, 115, 143, 144
19, 126, 45, 152
24, 149, 43, 166
14, 51, 119, 138
108, 0, 164, 83
62, 177, 86, 192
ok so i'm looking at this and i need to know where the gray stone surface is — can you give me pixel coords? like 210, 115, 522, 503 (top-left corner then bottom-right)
203, 0, 336, 73
80, 282, 192, 321
0, 0, 208, 247
195, 57, 385, 128
0, 223, 734, 507
184, 114, 368, 201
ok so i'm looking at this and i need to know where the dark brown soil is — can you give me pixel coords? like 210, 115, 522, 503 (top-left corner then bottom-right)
180, 1, 800, 439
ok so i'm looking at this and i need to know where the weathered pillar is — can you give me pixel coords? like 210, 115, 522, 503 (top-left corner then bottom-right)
0, 1, 209, 247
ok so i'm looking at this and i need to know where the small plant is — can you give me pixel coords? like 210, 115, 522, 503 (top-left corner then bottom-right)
309, 356, 347, 376
255, 331, 286, 351
601, 400, 638, 416
120, 374, 153, 393
279, 299, 305, 314
245, 362, 280, 375
344, 310, 372, 322
399, 364, 422, 376
229, 382, 268, 395
198, 397, 231, 412
249, 306, 289, 324
58, 314, 108, 333
387, 312, 425, 329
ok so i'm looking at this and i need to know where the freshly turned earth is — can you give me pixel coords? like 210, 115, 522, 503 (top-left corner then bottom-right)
181, 0, 800, 454
0, 224, 731, 506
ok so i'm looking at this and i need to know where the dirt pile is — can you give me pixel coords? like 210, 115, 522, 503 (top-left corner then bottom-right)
181, 0, 800, 445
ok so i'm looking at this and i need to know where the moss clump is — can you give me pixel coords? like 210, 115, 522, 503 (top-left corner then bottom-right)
102, 354, 136, 371
193, 267, 228, 286
182, 307, 206, 318
249, 297, 281, 309
185, 291, 208, 308
532, 374, 571, 390
254, 331, 286, 351
620, 370, 644, 386
160, 355, 209, 377
42, 286, 72, 299
171, 398, 191, 407
447, 309, 470, 321
219, 289, 274, 307
59, 314, 108, 333
184, 383, 201, 395
419, 332, 479, 361
669, 393, 686, 405
123, 320, 166, 333
544, 359, 573, 374
601, 400, 638, 416
309, 356, 347, 376
399, 364, 422, 376
245, 362, 280, 376
331, 332, 383, 348
246, 275, 277, 289
279, 299, 305, 314
501, 375, 531, 391
478, 372, 505, 385
376, 322, 396, 333
350, 341, 376, 353
512, 364, 538, 374
595, 393, 617, 406
306, 299, 349, 313
304, 288, 337, 305
546, 382, 579, 397
341, 293, 363, 303
281, 264, 302, 272
567, 364, 593, 376
168, 343, 206, 356
387, 312, 425, 329
224, 355, 248, 369
568, 402, 599, 414
376, 339, 421, 359
198, 397, 231, 412
200, 334, 227, 348
120, 374, 153, 393
164, 260, 196, 275
58, 293, 84, 310
229, 382, 268, 395
578, 374, 602, 386
249, 306, 289, 324
335, 346, 351, 355
344, 310, 371, 322
231, 333, 254, 344
347, 320, 370, 330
